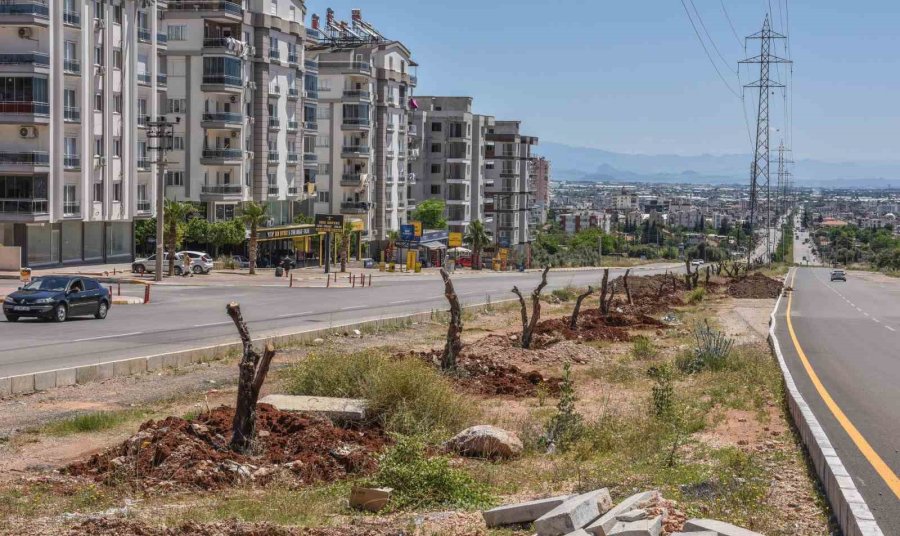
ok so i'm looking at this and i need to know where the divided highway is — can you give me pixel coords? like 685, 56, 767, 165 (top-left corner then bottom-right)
775, 267, 900, 533
0, 265, 682, 378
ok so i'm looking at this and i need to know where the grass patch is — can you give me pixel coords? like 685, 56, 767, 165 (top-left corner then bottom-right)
551, 286, 578, 302
283, 349, 477, 437
631, 335, 658, 360
42, 409, 150, 436
686, 287, 706, 304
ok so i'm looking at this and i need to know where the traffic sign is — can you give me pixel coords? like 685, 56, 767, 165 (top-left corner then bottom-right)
449, 232, 462, 248
400, 224, 416, 242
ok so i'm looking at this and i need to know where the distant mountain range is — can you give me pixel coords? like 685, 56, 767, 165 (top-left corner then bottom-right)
538, 142, 900, 188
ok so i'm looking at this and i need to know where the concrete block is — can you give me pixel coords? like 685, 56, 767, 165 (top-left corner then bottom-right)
75, 365, 99, 384
585, 491, 656, 536
564, 531, 591, 536
682, 519, 764, 536
0, 376, 11, 397
10, 374, 34, 395
55, 367, 76, 387
616, 510, 647, 522
147, 355, 164, 372
607, 516, 661, 536
129, 358, 147, 375
482, 494, 573, 528
258, 394, 368, 421
349, 487, 392, 512
669, 532, 716, 536
33, 371, 56, 391
535, 488, 611, 536
97, 362, 114, 380
113, 360, 132, 377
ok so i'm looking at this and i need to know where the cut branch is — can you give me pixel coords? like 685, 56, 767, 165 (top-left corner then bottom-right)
439, 268, 462, 371
569, 286, 594, 329
511, 266, 549, 349
623, 268, 633, 305
599, 268, 611, 315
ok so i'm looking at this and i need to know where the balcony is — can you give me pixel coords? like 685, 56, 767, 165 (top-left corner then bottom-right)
137, 73, 151, 86
268, 86, 281, 97
63, 59, 80, 75
341, 174, 364, 187
0, 52, 49, 73
201, 74, 243, 94
287, 54, 299, 65
138, 27, 151, 43
63, 202, 81, 217
287, 88, 300, 100
268, 49, 281, 63
304, 59, 318, 72
137, 158, 152, 171
304, 89, 319, 100
63, 10, 80, 26
63, 156, 80, 170
341, 145, 370, 158
157, 33, 168, 47
286, 120, 299, 132
287, 186, 300, 197
305, 28, 321, 41
157, 73, 168, 87
200, 184, 244, 200
0, 2, 50, 27
268, 117, 281, 130
0, 151, 49, 172
319, 61, 371, 76
202, 37, 243, 56
201, 112, 243, 129
200, 148, 243, 165
267, 152, 280, 163
167, 1, 243, 23
0, 101, 48, 124
340, 202, 370, 214
342, 89, 371, 102
302, 153, 315, 167
341, 118, 371, 131
136, 201, 151, 214
64, 107, 80, 122
0, 198, 48, 218
267, 186, 279, 196
287, 153, 300, 165
303, 121, 318, 132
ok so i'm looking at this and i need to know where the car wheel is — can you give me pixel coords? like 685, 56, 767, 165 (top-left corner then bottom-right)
174, 266, 183, 276
5, 315, 18, 322
95, 301, 109, 320
136, 265, 146, 275
52, 304, 67, 323
192, 265, 203, 274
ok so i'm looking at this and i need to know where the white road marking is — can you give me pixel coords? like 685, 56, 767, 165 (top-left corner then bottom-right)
193, 321, 231, 328
873, 318, 880, 323
887, 326, 896, 332
275, 312, 311, 318
856, 307, 862, 312
864, 312, 870, 317
74, 331, 143, 342
340, 305, 366, 311
389, 300, 411, 304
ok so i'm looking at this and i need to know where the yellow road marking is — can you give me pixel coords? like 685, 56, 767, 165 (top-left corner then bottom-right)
786, 269, 900, 499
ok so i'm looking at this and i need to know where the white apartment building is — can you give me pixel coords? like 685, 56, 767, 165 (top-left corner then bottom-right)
163, 0, 311, 225
409, 96, 494, 235
307, 9, 417, 249
485, 121, 538, 253
0, 0, 165, 267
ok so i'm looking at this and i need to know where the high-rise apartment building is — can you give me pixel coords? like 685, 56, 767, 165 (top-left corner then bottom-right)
163, 0, 312, 225
307, 9, 416, 249
531, 156, 551, 226
0, 0, 165, 266
485, 121, 538, 253
410, 96, 493, 235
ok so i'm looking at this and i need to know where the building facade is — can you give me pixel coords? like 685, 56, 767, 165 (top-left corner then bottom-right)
0, 0, 166, 266
484, 121, 538, 252
531, 156, 550, 226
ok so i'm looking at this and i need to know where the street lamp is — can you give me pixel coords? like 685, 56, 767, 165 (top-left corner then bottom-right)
146, 116, 179, 281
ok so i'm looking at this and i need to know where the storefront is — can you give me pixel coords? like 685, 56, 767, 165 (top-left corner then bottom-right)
417, 230, 449, 268
0, 221, 134, 268
256, 223, 321, 268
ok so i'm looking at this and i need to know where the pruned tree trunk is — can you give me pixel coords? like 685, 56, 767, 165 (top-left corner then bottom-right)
569, 286, 594, 330
226, 302, 276, 453
248, 224, 258, 276
623, 268, 633, 305
705, 265, 711, 286
604, 281, 618, 314
511, 266, 549, 349
439, 268, 462, 371
599, 268, 611, 315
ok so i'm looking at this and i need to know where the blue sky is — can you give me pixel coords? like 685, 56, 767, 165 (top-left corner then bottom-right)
308, 1, 900, 162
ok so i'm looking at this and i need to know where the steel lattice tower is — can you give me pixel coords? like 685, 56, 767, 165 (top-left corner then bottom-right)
740, 15, 790, 264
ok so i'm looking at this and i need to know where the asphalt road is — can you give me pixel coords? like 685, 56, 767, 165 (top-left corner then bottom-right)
0, 264, 683, 378
793, 213, 820, 266
775, 267, 900, 532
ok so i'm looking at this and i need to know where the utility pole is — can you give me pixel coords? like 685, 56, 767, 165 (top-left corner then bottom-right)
740, 15, 790, 266
146, 116, 179, 281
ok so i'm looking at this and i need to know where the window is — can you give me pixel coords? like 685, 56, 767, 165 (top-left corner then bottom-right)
113, 182, 122, 202
317, 163, 330, 174
166, 171, 184, 186
431, 122, 442, 132
270, 0, 278, 15
112, 5, 122, 24
431, 143, 441, 153
317, 191, 330, 203
168, 25, 187, 41
167, 99, 186, 114
137, 184, 148, 203
113, 138, 121, 157
316, 107, 331, 120
93, 0, 102, 19
94, 136, 104, 157
94, 92, 103, 112
430, 185, 441, 195
93, 182, 103, 202
113, 93, 122, 113
172, 137, 185, 151
430, 164, 441, 174
94, 46, 103, 66
113, 48, 122, 69
215, 204, 236, 221
64, 137, 77, 157
316, 135, 330, 147
64, 184, 77, 211
64, 41, 77, 62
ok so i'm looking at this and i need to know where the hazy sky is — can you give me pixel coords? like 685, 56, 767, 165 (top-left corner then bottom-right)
308, 1, 900, 162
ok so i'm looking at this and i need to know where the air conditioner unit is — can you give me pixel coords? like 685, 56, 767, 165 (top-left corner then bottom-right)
98, 157, 107, 167
247, 81, 257, 90
18, 126, 37, 139
247, 45, 256, 56
18, 27, 33, 39
95, 19, 106, 30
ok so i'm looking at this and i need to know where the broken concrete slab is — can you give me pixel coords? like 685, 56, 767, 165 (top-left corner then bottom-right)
258, 394, 367, 421
564, 531, 592, 536
446, 425, 523, 459
535, 488, 611, 536
607, 515, 661, 536
616, 509, 647, 522
669, 532, 716, 536
349, 487, 392, 512
682, 519, 764, 536
585, 490, 657, 536
482, 494, 573, 528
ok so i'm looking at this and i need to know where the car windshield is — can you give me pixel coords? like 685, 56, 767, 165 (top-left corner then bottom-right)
22, 277, 70, 291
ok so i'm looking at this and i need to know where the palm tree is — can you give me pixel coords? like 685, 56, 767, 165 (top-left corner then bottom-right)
464, 219, 490, 270
385, 230, 399, 264
163, 199, 195, 276
238, 201, 269, 275
335, 221, 355, 272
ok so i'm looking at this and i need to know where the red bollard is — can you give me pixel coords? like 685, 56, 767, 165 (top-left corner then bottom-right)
326, 274, 331, 288
369, 274, 372, 287
351, 274, 355, 287
117, 282, 121, 296
143, 284, 151, 304
289, 273, 293, 288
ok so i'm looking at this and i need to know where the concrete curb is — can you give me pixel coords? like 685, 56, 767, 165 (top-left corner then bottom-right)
0, 300, 514, 398
768, 268, 883, 536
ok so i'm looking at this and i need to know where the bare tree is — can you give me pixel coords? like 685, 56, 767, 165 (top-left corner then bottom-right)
704, 265, 711, 286
623, 268, 633, 305
569, 286, 594, 329
439, 268, 462, 371
684, 260, 700, 290
226, 302, 276, 453
598, 268, 610, 314
511, 266, 550, 349
603, 281, 618, 315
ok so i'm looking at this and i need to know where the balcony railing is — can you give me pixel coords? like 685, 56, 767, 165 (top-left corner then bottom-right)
137, 116, 147, 127
268, 118, 280, 130
341, 145, 370, 156
137, 158, 152, 171
342, 118, 371, 129
202, 74, 243, 87
343, 89, 370, 100
0, 52, 49, 67
288, 153, 301, 164
304, 59, 318, 72
157, 73, 168, 86
269, 49, 281, 61
286, 121, 299, 132
287, 186, 299, 196
157, 33, 168, 45
319, 61, 371, 74
304, 89, 319, 100
137, 73, 151, 85
138, 28, 151, 42
63, 59, 80, 74
136, 201, 151, 213
0, 3, 49, 18
287, 54, 299, 64
302, 153, 316, 162
0, 198, 48, 215
305, 28, 321, 41
0, 100, 47, 115
341, 173, 363, 186
287, 88, 300, 99
0, 151, 49, 165
63, 156, 80, 169
303, 121, 318, 131
201, 184, 243, 195
340, 202, 370, 213
267, 186, 279, 195
167, 1, 242, 16
202, 149, 243, 160
268, 152, 280, 162
64, 107, 80, 122
64, 202, 81, 216
201, 112, 242, 124
63, 10, 80, 26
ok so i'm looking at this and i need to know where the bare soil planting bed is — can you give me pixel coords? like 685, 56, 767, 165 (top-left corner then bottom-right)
726, 272, 784, 299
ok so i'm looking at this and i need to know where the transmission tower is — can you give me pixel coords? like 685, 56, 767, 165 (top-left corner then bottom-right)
776, 142, 793, 218
740, 15, 790, 265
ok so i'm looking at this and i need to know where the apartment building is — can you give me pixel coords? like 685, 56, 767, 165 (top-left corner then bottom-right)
307, 8, 417, 248
409, 96, 494, 235
531, 156, 550, 226
163, 0, 311, 226
484, 121, 538, 252
0, 0, 167, 266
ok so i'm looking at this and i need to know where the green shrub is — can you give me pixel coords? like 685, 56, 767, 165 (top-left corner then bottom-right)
43, 410, 148, 436
631, 335, 657, 360
687, 287, 706, 304
369, 435, 493, 510
540, 363, 584, 453
648, 364, 675, 418
284, 350, 476, 436
677, 320, 735, 374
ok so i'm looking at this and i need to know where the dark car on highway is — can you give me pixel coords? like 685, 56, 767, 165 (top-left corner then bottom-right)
3, 276, 111, 322
830, 269, 847, 282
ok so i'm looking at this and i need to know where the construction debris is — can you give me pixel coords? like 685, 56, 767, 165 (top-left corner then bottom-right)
349, 486, 393, 513
445, 425, 523, 460
258, 394, 368, 421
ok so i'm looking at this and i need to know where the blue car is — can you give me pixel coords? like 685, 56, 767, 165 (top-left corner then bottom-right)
3, 276, 111, 322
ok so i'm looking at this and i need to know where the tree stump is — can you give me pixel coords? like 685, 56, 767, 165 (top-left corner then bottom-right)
511, 266, 549, 349
569, 286, 594, 329
439, 268, 462, 371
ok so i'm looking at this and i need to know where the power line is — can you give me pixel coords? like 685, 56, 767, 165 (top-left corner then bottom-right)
719, 0, 744, 47
688, 0, 737, 73
679, 0, 741, 98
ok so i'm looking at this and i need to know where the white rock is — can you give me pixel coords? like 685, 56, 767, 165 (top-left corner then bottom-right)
446, 425, 524, 459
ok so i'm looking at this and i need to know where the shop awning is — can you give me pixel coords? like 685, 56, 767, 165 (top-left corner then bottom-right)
420, 241, 447, 250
